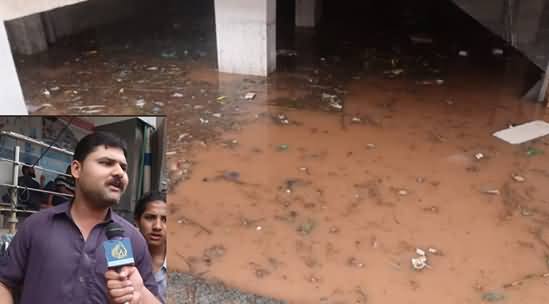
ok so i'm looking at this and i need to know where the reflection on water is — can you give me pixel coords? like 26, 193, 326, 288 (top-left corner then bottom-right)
14, 0, 549, 303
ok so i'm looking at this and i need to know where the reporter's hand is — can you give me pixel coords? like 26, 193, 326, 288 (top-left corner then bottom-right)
105, 266, 144, 304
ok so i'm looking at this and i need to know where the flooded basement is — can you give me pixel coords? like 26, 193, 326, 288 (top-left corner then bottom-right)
11, 0, 549, 303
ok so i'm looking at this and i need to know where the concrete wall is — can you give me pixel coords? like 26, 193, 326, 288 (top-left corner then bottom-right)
452, 0, 546, 45
452, 0, 506, 37
0, 0, 88, 21
46, 0, 140, 39
0, 22, 27, 114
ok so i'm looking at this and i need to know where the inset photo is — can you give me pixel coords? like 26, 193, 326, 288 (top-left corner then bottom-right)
0, 116, 168, 304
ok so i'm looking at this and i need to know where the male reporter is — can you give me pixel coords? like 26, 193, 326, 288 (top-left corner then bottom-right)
0, 132, 161, 304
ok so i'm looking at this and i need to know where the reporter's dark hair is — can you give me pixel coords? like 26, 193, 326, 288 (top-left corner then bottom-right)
73, 132, 128, 162
134, 191, 167, 220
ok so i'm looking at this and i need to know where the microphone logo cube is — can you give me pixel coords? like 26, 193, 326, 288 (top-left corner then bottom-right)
103, 238, 135, 268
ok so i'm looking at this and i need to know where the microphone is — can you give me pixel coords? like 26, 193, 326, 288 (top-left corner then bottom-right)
104, 222, 135, 304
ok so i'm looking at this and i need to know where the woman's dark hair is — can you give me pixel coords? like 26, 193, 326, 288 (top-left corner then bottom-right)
134, 191, 167, 220
73, 132, 128, 162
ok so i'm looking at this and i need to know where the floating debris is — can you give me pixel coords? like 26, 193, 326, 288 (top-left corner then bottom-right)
492, 48, 504, 56
526, 147, 543, 157
481, 291, 505, 302
146, 66, 159, 71
50, 86, 60, 92
222, 170, 240, 182
135, 99, 146, 108
366, 143, 376, 150
199, 118, 209, 124
277, 114, 289, 125
385, 69, 405, 76
519, 208, 532, 216
329, 101, 343, 110
411, 255, 428, 271
398, 189, 409, 196
297, 220, 316, 235
41, 89, 51, 97
511, 174, 525, 183
481, 189, 500, 195
458, 50, 469, 57
411, 258, 427, 270
277, 49, 297, 57
474, 153, 485, 160
171, 92, 184, 98
321, 93, 343, 110
277, 144, 289, 151
409, 35, 433, 44
160, 50, 177, 58
351, 117, 362, 123
346, 257, 365, 268
83, 50, 98, 56
212, 113, 222, 118
244, 92, 256, 100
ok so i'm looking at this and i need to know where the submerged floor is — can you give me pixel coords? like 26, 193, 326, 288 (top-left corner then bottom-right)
13, 1, 549, 303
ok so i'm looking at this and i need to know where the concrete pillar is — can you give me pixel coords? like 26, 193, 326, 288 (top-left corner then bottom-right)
41, 12, 57, 44
515, 0, 545, 45
0, 22, 28, 115
5, 13, 48, 55
214, 0, 276, 76
295, 0, 323, 28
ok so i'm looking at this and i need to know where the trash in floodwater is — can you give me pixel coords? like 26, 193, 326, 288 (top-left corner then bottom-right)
277, 144, 289, 151
458, 50, 468, 57
277, 49, 297, 57
146, 66, 159, 71
297, 219, 315, 235
135, 99, 146, 108
481, 291, 505, 302
474, 153, 485, 160
411, 255, 428, 271
244, 92, 256, 100
481, 189, 500, 195
50, 86, 60, 92
83, 50, 98, 56
28, 103, 53, 112
199, 118, 209, 124
276, 114, 289, 125
329, 102, 343, 110
492, 48, 504, 56
493, 120, 549, 144
223, 170, 240, 182
322, 93, 338, 102
212, 113, 222, 118
322, 92, 343, 110
384, 69, 405, 76
160, 50, 177, 58
526, 147, 543, 157
351, 117, 362, 123
409, 34, 433, 44
171, 92, 184, 98
41, 89, 51, 97
511, 174, 525, 183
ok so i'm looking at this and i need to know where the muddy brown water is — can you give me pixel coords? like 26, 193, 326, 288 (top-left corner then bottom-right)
13, 1, 549, 302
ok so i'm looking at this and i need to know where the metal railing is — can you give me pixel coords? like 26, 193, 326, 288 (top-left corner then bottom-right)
0, 131, 74, 234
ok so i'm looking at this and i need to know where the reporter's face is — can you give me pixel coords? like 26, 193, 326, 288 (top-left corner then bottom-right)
72, 146, 128, 208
